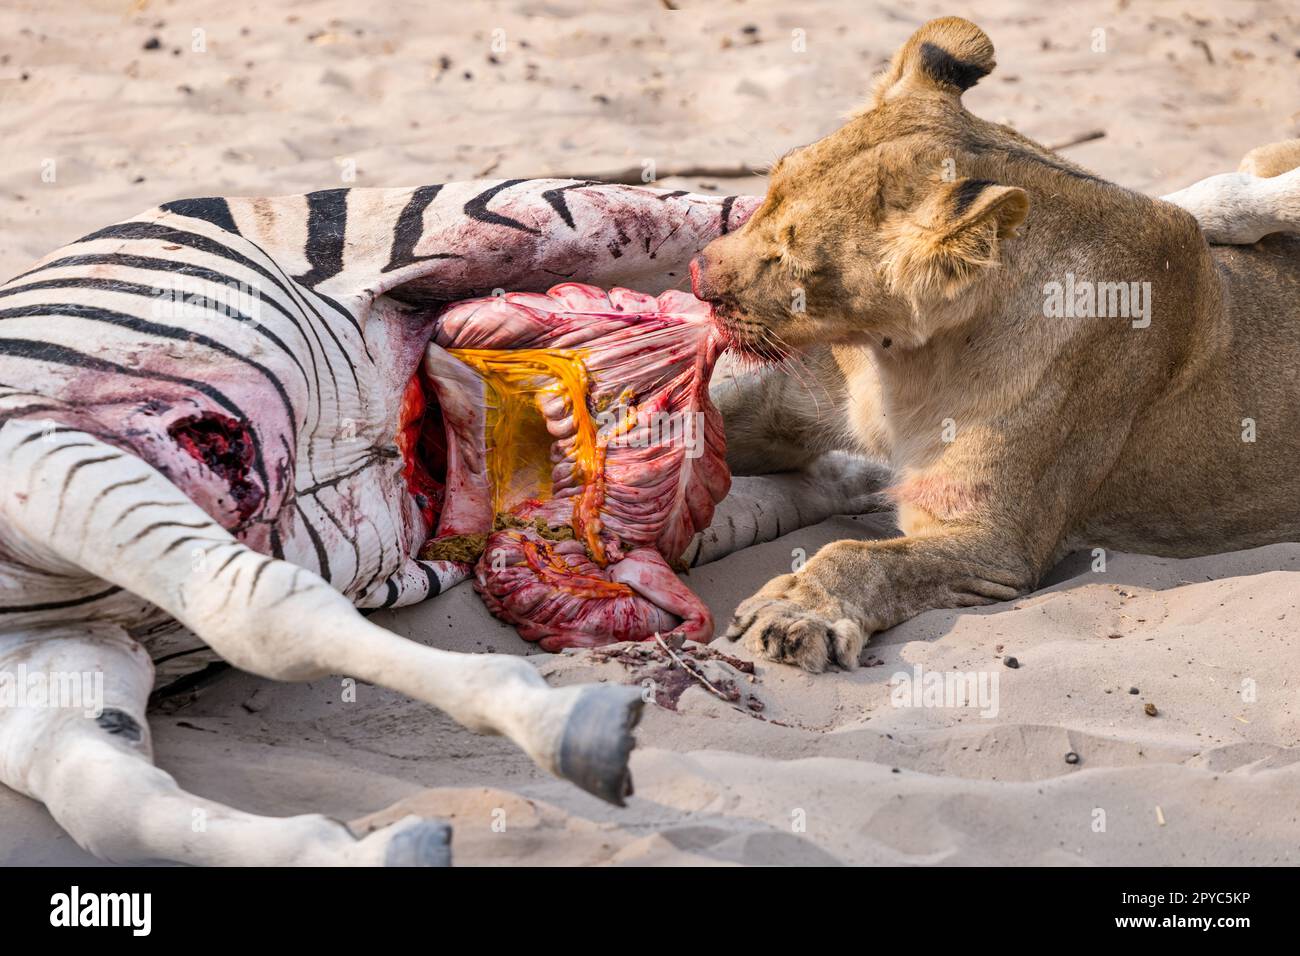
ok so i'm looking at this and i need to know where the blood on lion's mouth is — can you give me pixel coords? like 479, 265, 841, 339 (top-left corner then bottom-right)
710, 308, 791, 366
396, 282, 729, 652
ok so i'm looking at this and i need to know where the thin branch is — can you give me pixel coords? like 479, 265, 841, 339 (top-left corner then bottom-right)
1045, 129, 1106, 151
533, 163, 764, 185
653, 632, 732, 701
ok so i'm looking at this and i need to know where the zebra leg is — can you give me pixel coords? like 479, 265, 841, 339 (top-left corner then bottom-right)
0, 423, 644, 812
681, 452, 890, 568
0, 624, 450, 865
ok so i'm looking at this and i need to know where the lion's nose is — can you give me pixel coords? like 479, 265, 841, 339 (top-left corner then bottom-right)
690, 256, 717, 300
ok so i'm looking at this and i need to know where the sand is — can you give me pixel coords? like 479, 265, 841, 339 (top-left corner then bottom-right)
1, 0, 1298, 866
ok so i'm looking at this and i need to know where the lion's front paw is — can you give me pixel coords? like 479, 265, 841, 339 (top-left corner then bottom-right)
724, 573, 867, 673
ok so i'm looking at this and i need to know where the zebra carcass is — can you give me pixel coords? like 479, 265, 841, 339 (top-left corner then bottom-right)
0, 180, 756, 866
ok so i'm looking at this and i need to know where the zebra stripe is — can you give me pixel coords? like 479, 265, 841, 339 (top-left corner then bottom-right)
464, 179, 540, 235
383, 184, 456, 273
158, 197, 242, 234
294, 188, 350, 288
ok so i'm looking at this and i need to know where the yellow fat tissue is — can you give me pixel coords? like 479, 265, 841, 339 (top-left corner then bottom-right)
447, 348, 614, 562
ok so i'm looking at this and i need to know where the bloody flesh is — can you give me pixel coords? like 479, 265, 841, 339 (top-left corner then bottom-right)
401, 283, 727, 650
168, 413, 265, 523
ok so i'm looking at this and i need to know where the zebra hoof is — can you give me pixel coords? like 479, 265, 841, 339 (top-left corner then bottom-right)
556, 684, 645, 806
383, 818, 453, 867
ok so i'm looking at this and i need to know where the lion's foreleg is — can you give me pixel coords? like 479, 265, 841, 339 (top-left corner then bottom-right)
724, 528, 1037, 672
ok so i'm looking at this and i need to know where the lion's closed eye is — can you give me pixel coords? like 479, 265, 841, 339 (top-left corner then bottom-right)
778, 223, 815, 278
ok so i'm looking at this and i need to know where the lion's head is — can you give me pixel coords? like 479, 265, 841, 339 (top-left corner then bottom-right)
692, 17, 1041, 356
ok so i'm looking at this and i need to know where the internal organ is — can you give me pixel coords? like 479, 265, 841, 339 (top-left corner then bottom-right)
417, 283, 728, 650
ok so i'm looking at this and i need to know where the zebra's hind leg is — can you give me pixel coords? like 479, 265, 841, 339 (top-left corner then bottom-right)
0, 624, 451, 866
1, 422, 644, 820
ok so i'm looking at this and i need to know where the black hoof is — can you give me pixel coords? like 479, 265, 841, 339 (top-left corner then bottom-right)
557, 684, 645, 806
384, 819, 453, 867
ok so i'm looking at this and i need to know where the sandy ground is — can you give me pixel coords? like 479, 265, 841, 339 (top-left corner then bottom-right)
1, 0, 1299, 865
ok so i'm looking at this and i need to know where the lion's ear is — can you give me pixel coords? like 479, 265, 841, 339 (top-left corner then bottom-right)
945, 179, 1028, 239
881, 178, 1029, 303
870, 17, 996, 106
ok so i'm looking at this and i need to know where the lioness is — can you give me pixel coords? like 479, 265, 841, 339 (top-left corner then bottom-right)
693, 17, 1300, 672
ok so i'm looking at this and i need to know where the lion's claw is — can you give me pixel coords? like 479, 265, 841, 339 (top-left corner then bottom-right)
727, 581, 867, 673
